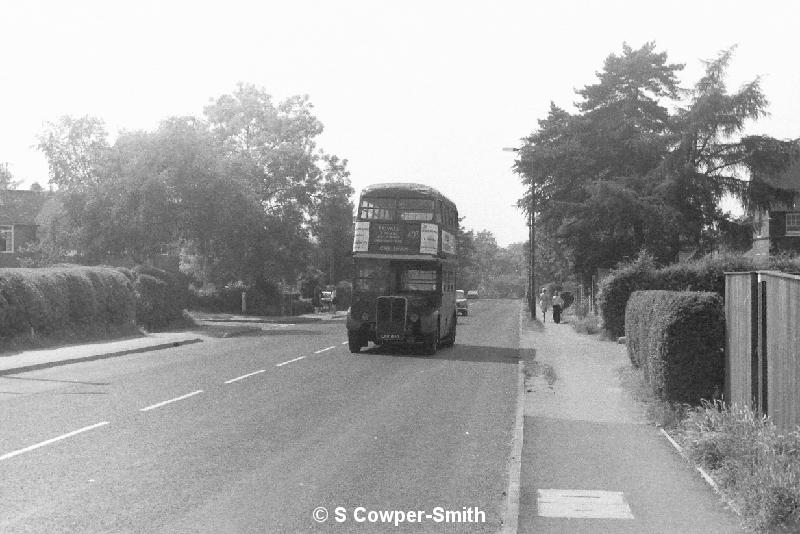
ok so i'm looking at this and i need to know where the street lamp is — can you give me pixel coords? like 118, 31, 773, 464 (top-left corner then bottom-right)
503, 146, 536, 320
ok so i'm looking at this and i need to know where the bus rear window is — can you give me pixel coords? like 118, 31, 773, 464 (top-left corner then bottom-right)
401, 269, 437, 291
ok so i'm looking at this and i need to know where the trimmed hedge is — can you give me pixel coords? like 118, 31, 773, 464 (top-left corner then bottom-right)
0, 266, 135, 338
625, 290, 725, 404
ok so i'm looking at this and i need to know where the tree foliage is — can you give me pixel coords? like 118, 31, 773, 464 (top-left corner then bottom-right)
515, 42, 776, 284
35, 85, 354, 289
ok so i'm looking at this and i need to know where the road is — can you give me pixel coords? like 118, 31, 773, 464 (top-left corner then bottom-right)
0, 300, 520, 533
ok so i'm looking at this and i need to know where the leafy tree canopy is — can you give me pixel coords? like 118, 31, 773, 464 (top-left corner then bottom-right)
515, 42, 777, 284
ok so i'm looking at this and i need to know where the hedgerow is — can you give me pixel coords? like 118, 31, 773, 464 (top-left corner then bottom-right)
0, 266, 135, 339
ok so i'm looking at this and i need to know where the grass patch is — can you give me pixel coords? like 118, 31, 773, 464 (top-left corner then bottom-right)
570, 313, 601, 335
681, 401, 800, 532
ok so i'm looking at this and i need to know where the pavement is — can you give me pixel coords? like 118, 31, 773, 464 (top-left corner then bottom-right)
0, 310, 346, 376
516, 310, 743, 533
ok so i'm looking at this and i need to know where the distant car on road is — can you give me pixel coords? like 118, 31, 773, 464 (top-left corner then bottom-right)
466, 290, 479, 300
456, 290, 468, 316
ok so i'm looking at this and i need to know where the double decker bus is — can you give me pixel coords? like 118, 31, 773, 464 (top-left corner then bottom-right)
346, 183, 458, 355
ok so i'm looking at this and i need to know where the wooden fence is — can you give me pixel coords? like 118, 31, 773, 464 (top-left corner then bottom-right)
725, 271, 800, 432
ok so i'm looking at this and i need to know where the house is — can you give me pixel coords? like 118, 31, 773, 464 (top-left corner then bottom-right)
0, 190, 50, 267
749, 157, 800, 258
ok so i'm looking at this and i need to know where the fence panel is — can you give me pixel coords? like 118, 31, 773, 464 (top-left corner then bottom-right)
725, 272, 757, 408
763, 272, 800, 432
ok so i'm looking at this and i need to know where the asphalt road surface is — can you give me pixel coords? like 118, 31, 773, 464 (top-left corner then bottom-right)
0, 300, 520, 533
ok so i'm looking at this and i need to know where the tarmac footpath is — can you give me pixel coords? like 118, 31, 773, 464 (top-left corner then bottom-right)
514, 312, 743, 534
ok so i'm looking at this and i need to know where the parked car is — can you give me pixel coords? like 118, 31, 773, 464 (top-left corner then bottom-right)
466, 290, 479, 300
456, 290, 469, 316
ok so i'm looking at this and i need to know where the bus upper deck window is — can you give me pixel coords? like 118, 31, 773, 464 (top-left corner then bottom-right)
398, 198, 434, 221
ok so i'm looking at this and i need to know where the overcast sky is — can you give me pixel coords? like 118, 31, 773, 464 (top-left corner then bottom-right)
1, 0, 798, 246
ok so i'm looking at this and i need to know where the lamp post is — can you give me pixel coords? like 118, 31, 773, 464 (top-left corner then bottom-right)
503, 147, 536, 319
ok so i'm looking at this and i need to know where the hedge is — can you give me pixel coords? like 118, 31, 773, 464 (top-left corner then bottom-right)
625, 290, 725, 404
0, 266, 135, 339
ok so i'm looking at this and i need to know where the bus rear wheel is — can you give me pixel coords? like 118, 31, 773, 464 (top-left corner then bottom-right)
348, 331, 364, 353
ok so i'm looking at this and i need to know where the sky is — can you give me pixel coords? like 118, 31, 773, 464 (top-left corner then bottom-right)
1, 0, 799, 247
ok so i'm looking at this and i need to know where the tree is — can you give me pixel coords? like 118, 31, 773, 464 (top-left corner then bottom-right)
516, 43, 770, 284
653, 46, 769, 253
310, 154, 354, 285
36, 116, 110, 190
0, 163, 20, 189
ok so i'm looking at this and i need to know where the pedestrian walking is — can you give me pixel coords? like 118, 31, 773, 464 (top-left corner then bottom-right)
552, 291, 564, 324
539, 288, 550, 323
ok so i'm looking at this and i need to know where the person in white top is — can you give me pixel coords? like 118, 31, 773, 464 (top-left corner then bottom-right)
539, 288, 550, 323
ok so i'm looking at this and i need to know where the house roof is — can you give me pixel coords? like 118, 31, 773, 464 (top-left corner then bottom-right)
0, 190, 49, 225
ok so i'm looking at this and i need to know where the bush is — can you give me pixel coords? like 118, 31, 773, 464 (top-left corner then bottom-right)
597, 252, 656, 339
131, 265, 190, 331
625, 290, 724, 404
0, 266, 135, 339
189, 281, 283, 316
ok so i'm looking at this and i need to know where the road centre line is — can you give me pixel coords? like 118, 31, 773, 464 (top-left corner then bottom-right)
225, 370, 266, 384
140, 390, 203, 412
0, 421, 110, 462
314, 346, 336, 354
276, 356, 305, 367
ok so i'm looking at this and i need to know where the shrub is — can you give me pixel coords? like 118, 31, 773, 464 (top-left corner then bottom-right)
625, 290, 724, 404
132, 265, 190, 330
189, 281, 281, 316
597, 252, 656, 339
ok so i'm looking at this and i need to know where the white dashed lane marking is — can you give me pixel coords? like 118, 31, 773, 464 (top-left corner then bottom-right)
314, 346, 336, 354
537, 489, 634, 519
0, 421, 110, 462
276, 356, 305, 367
224, 370, 266, 384
139, 390, 204, 412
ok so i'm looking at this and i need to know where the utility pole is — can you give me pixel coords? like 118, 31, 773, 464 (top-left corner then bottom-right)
529, 195, 536, 319
503, 147, 536, 319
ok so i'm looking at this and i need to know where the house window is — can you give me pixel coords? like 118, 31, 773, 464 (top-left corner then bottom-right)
0, 226, 13, 252
787, 213, 800, 236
